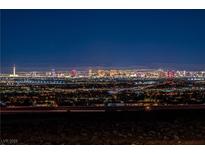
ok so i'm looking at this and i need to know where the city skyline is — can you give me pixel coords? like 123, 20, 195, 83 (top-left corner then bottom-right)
1, 10, 205, 72
1, 9, 205, 146
2, 63, 205, 74
2, 64, 205, 80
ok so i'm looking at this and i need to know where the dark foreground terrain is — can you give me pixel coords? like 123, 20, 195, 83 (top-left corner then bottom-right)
1, 109, 205, 144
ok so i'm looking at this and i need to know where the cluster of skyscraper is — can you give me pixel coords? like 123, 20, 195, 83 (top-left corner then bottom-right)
3, 65, 205, 80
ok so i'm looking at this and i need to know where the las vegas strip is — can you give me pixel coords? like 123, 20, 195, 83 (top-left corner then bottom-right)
1, 65, 205, 113
1, 10, 205, 145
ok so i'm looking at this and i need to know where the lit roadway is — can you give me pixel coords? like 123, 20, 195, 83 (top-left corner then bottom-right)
1, 104, 205, 114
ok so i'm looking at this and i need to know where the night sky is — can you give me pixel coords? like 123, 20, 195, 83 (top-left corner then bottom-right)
1, 10, 205, 72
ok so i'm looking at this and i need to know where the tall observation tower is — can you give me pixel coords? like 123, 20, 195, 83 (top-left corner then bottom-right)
9, 64, 18, 77
13, 64, 16, 76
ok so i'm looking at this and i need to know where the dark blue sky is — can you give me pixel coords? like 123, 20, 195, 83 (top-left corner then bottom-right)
1, 10, 205, 71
